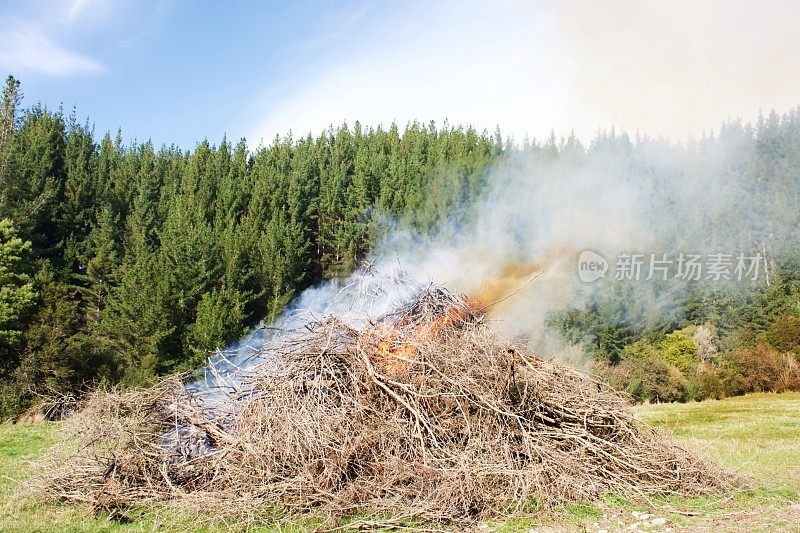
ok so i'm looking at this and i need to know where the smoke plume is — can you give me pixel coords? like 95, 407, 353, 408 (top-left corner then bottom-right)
203, 117, 795, 393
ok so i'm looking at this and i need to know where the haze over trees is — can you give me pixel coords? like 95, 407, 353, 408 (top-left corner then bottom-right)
0, 74, 798, 417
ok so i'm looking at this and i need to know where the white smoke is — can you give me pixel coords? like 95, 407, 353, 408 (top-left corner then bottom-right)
369, 146, 656, 352
198, 122, 777, 398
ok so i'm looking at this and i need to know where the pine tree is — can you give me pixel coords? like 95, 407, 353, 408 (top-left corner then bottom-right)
0, 105, 67, 258
78, 204, 120, 326
62, 115, 98, 242
186, 288, 247, 367
0, 75, 21, 202
13, 268, 110, 395
99, 245, 175, 382
318, 124, 354, 277
0, 219, 35, 374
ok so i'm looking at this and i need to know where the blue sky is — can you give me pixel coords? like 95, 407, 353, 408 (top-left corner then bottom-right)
1, 0, 799, 149
1, 0, 390, 147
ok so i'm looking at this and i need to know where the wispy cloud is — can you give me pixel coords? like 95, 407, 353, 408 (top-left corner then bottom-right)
0, 20, 104, 77
65, 0, 124, 27
0, 0, 125, 79
68, 0, 93, 20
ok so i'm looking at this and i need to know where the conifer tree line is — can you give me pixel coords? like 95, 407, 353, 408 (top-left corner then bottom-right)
1, 73, 799, 416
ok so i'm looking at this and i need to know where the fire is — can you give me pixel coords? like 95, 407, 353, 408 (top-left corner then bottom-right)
376, 329, 417, 375
373, 245, 568, 375
374, 299, 481, 375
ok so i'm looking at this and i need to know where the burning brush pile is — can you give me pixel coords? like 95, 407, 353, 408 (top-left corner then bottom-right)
36, 272, 729, 527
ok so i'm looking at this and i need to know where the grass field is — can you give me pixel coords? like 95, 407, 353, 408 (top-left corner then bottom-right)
1, 392, 799, 532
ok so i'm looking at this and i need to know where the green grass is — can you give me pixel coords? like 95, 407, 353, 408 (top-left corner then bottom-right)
2, 393, 799, 531
0, 423, 56, 484
635, 392, 800, 491
0, 423, 181, 532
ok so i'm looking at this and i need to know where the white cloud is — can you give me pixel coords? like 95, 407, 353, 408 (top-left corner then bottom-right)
65, 0, 122, 26
0, 20, 104, 77
248, 0, 800, 144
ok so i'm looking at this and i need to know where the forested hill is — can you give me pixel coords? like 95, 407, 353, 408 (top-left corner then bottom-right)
1, 74, 800, 417
0, 75, 506, 415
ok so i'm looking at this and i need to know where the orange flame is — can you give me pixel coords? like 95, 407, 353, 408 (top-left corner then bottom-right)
375, 245, 569, 375
375, 301, 481, 375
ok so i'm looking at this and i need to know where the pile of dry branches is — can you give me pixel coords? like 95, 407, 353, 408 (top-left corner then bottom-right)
36, 284, 730, 528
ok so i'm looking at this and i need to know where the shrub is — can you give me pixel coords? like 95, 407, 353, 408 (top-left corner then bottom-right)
619, 339, 659, 361
688, 361, 724, 401
719, 343, 800, 395
660, 328, 699, 375
763, 314, 800, 357
0, 381, 29, 421
600, 353, 689, 403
